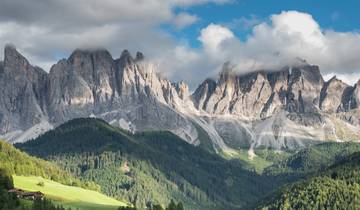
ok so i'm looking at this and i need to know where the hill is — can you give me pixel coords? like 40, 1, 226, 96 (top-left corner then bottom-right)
264, 142, 360, 175
0, 140, 99, 191
0, 140, 130, 209
257, 152, 360, 210
16, 118, 280, 210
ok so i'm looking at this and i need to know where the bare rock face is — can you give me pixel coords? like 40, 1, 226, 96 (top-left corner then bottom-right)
192, 63, 274, 119
2, 45, 360, 151
350, 80, 360, 108
286, 65, 324, 113
320, 76, 349, 112
191, 63, 325, 120
190, 62, 360, 151
192, 78, 217, 110
0, 45, 48, 134
0, 46, 198, 144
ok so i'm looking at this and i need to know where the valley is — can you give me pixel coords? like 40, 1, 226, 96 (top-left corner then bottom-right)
9, 118, 360, 210
1, 1, 360, 209
1, 46, 360, 209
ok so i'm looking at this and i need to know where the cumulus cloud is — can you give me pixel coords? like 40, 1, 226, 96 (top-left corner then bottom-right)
0, 0, 228, 28
1, 4, 360, 88
198, 23, 234, 55
192, 11, 360, 86
172, 12, 199, 29
0, 0, 228, 71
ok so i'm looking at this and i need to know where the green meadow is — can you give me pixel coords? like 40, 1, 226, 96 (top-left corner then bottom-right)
13, 175, 128, 210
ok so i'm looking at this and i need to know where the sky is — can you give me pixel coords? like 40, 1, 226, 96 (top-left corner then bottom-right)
0, 0, 360, 88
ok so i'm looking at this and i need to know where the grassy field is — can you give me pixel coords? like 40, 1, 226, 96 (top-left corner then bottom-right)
221, 149, 289, 174
229, 150, 273, 173
13, 175, 128, 210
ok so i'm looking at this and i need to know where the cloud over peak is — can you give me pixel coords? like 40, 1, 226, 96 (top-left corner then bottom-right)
192, 11, 360, 85
0, 2, 359, 88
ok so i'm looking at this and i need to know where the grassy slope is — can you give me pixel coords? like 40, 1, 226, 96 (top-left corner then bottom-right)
0, 140, 128, 209
0, 140, 96, 189
222, 150, 274, 174
13, 175, 127, 210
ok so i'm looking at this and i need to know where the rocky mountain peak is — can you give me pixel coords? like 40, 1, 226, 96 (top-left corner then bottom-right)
320, 75, 349, 112
135, 51, 144, 62
119, 50, 134, 66
173, 81, 189, 100
70, 48, 112, 59
218, 61, 236, 83
0, 45, 49, 135
288, 64, 323, 86
4, 43, 18, 58
192, 78, 217, 110
3, 45, 360, 151
4, 44, 30, 73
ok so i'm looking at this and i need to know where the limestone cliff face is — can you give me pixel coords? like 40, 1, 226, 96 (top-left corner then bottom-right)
191, 63, 326, 120
320, 76, 349, 113
0, 45, 48, 134
2, 45, 360, 151
189, 63, 360, 150
0, 46, 197, 144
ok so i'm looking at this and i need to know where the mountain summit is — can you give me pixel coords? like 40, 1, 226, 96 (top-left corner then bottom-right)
1, 46, 360, 152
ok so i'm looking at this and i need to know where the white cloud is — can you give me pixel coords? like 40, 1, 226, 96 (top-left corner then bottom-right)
1, 5, 360, 88
198, 23, 234, 55
172, 12, 199, 29
0, 0, 228, 72
191, 11, 360, 85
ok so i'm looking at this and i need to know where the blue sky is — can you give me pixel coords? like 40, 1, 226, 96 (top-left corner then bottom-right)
168, 0, 360, 47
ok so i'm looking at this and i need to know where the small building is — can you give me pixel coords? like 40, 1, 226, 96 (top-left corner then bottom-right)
8, 188, 44, 200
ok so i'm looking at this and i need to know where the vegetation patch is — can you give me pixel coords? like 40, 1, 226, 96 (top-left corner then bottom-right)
13, 175, 128, 209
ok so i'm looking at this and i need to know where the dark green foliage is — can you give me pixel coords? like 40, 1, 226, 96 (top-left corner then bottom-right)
264, 142, 360, 175
258, 152, 360, 210
255, 150, 292, 164
0, 169, 18, 210
0, 140, 99, 191
0, 168, 13, 190
0, 188, 19, 210
117, 200, 184, 210
165, 200, 183, 210
37, 181, 45, 187
151, 204, 164, 210
32, 198, 68, 210
118, 207, 137, 210
17, 118, 278, 210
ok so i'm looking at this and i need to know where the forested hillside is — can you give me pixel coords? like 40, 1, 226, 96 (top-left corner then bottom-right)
16, 118, 360, 210
17, 118, 280, 210
258, 152, 360, 210
0, 140, 99, 191
264, 142, 360, 175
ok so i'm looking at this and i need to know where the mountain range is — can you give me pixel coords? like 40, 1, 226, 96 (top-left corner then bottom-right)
1, 44, 360, 153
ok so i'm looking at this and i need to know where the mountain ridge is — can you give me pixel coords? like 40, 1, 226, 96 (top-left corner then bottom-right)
1, 45, 360, 152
